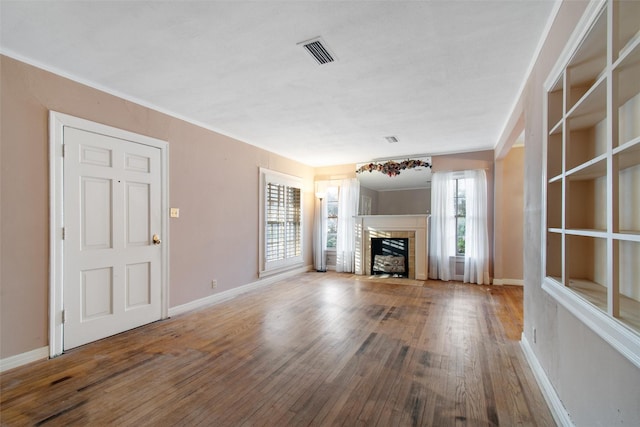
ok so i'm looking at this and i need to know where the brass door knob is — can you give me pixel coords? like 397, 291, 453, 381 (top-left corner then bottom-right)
152, 234, 162, 245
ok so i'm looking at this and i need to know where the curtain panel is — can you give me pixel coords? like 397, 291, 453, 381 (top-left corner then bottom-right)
313, 183, 327, 271
463, 169, 490, 284
428, 169, 490, 284
336, 178, 360, 272
428, 171, 456, 280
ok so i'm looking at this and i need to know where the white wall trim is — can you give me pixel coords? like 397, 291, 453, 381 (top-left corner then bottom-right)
493, 278, 524, 286
169, 265, 312, 317
520, 334, 574, 427
0, 347, 49, 373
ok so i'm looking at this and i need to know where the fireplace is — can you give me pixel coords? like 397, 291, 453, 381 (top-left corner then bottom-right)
354, 215, 429, 280
371, 238, 409, 277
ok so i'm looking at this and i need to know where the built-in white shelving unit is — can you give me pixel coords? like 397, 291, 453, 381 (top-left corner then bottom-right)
543, 0, 640, 365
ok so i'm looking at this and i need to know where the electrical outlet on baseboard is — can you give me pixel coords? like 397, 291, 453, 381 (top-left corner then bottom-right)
211, 279, 218, 289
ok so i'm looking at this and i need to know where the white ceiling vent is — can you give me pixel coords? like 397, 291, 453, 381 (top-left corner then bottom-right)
298, 37, 335, 65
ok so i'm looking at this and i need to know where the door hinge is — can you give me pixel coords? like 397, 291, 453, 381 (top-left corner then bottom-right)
61, 310, 66, 324
62, 144, 65, 157
62, 227, 66, 240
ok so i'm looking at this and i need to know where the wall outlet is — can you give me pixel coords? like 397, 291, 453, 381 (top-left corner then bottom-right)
533, 327, 537, 344
211, 279, 217, 289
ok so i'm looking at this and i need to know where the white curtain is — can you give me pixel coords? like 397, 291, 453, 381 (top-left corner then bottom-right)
463, 169, 490, 284
428, 171, 456, 280
313, 184, 327, 271
336, 178, 360, 272
428, 169, 490, 284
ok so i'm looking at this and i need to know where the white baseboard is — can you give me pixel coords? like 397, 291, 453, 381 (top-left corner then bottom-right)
493, 278, 524, 286
169, 264, 312, 317
0, 346, 49, 373
520, 333, 573, 426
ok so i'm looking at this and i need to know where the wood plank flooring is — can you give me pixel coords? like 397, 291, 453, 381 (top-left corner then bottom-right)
1, 272, 555, 426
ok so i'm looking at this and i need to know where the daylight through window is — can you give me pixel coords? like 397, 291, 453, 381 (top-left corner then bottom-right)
260, 169, 303, 275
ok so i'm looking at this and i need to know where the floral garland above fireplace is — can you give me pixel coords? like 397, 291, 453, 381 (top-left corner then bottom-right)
356, 159, 432, 177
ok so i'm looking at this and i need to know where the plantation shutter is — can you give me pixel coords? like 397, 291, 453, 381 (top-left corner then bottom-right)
266, 183, 285, 262
285, 186, 301, 257
260, 168, 303, 275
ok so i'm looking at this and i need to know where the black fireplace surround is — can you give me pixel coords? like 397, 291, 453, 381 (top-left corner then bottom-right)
370, 237, 409, 277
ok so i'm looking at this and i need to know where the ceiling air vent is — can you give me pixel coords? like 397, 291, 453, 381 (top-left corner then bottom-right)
385, 136, 399, 143
298, 37, 336, 65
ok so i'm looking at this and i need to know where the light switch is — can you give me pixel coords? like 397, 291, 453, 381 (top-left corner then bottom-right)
170, 208, 180, 218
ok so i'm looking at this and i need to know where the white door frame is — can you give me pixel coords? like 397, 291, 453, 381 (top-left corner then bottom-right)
49, 111, 169, 357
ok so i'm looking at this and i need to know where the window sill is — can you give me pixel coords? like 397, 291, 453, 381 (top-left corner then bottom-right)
542, 277, 640, 369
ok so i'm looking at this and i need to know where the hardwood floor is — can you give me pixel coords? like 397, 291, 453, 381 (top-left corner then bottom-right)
1, 272, 554, 426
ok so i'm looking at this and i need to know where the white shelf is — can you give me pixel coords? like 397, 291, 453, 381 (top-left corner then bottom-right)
565, 229, 607, 238
614, 136, 640, 155
566, 75, 607, 131
565, 154, 607, 180
614, 232, 640, 243
614, 42, 640, 107
543, 1, 640, 357
615, 0, 640, 62
615, 137, 640, 171
548, 174, 563, 184
549, 120, 563, 135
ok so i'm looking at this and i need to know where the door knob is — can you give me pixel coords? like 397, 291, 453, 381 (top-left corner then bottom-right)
152, 234, 161, 245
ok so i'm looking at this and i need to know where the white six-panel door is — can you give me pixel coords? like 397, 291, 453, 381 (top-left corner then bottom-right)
62, 126, 163, 350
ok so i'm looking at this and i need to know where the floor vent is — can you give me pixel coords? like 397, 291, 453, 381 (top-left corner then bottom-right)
299, 37, 335, 65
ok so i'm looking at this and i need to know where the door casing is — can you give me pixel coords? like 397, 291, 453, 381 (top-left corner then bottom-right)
49, 111, 169, 357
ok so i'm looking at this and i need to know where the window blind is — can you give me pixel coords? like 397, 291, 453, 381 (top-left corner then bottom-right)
266, 183, 301, 263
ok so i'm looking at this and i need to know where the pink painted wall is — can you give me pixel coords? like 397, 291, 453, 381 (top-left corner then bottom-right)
0, 55, 315, 359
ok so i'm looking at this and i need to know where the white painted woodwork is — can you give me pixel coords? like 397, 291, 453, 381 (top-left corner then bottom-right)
542, 0, 640, 368
63, 127, 162, 350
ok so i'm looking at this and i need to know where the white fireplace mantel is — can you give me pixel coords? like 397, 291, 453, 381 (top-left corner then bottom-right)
354, 215, 429, 280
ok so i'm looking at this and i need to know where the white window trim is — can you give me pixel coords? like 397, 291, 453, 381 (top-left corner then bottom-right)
259, 168, 303, 277
541, 0, 640, 370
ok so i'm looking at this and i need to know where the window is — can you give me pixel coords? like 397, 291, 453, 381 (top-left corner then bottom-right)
454, 178, 466, 255
260, 168, 303, 276
542, 0, 640, 368
429, 170, 489, 283
325, 186, 338, 249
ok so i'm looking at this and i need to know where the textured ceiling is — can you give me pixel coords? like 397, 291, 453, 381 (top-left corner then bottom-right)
0, 1, 556, 167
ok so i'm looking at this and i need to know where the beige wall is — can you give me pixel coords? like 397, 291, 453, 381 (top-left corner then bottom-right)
0, 55, 315, 359
377, 188, 430, 215
313, 163, 355, 182
494, 146, 524, 283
